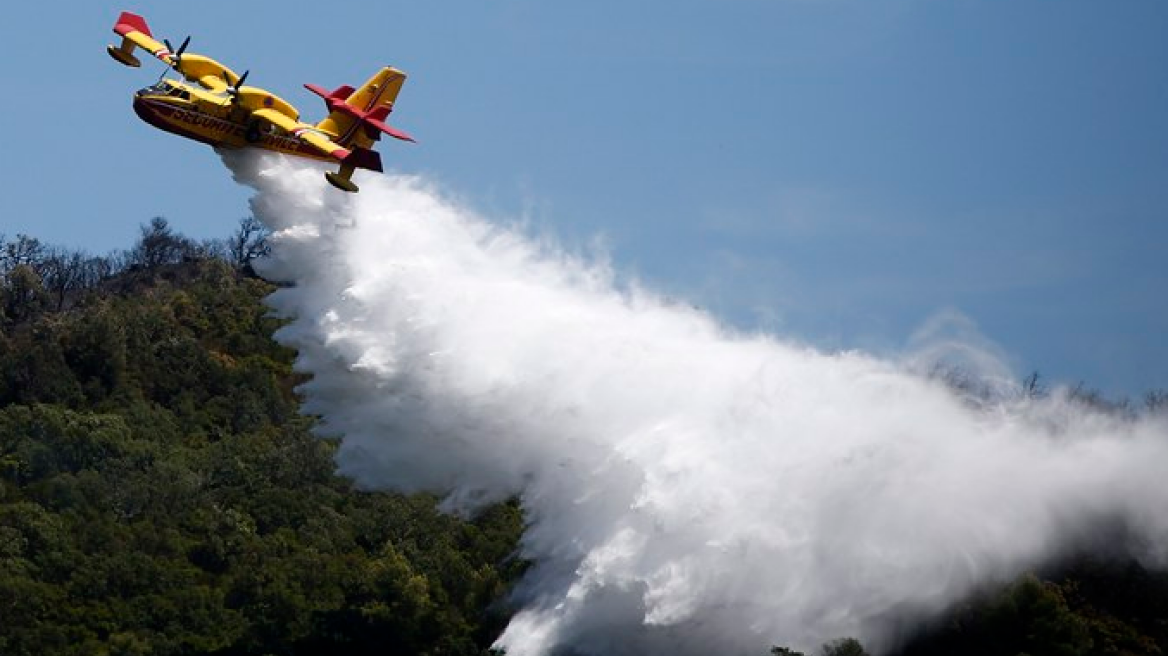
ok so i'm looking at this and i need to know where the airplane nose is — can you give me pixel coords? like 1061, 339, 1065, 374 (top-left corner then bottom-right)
132, 95, 155, 123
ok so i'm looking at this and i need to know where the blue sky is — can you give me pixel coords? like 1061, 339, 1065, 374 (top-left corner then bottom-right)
2, 1, 1165, 396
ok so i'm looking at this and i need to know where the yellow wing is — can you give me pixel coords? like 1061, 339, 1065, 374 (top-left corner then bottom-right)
234, 88, 300, 121
251, 108, 351, 161
172, 55, 241, 94
108, 12, 241, 92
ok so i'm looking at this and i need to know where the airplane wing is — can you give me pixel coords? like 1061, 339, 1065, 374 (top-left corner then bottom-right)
172, 55, 240, 94
110, 12, 241, 93
234, 88, 300, 121
250, 108, 352, 161
110, 12, 174, 67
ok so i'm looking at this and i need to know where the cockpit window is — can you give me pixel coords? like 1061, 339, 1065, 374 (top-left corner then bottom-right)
137, 82, 190, 100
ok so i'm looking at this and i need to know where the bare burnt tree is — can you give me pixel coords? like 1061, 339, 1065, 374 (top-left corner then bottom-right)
129, 217, 197, 269
1, 234, 47, 275
228, 216, 271, 268
82, 255, 119, 285
1021, 370, 1046, 399
1146, 390, 1168, 415
1067, 382, 1133, 418
41, 247, 91, 311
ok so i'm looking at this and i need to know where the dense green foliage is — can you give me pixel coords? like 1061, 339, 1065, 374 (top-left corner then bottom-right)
890, 559, 1168, 656
772, 560, 1168, 656
0, 224, 525, 655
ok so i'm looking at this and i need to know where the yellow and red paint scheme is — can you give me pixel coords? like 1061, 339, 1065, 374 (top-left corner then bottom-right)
108, 11, 413, 192
132, 80, 347, 161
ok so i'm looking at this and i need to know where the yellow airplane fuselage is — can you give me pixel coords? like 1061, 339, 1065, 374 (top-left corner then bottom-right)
132, 79, 333, 162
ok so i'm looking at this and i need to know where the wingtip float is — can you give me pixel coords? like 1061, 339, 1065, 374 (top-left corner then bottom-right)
107, 11, 415, 193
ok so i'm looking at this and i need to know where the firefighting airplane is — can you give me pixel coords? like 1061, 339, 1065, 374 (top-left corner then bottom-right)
107, 11, 414, 192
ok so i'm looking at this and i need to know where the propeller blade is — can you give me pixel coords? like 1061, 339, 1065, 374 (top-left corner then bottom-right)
175, 36, 190, 57
225, 70, 250, 102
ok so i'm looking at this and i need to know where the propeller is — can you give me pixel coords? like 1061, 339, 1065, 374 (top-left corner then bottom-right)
163, 35, 190, 67
225, 69, 250, 100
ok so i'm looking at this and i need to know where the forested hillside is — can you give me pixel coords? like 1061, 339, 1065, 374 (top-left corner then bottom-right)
1, 220, 1165, 656
0, 220, 524, 655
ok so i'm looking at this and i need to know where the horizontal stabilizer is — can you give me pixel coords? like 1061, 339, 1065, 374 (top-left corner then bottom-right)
367, 118, 415, 143
365, 106, 415, 142
305, 83, 355, 103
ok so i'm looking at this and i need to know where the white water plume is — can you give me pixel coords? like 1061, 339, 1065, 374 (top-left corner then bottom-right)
225, 151, 1168, 656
